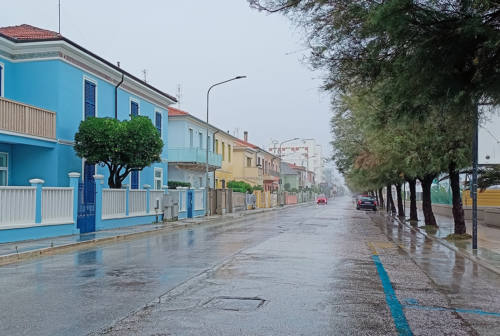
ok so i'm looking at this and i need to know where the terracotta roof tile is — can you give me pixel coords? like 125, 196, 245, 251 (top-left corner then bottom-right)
168, 106, 189, 116
0, 24, 61, 41
235, 139, 259, 149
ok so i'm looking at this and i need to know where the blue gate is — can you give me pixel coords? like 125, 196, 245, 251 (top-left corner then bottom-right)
187, 190, 194, 218
77, 165, 96, 233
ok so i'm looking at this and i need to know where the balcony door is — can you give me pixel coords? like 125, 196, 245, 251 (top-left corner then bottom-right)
83, 80, 96, 191
130, 100, 139, 189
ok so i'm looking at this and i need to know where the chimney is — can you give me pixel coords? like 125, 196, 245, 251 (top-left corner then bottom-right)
117, 61, 121, 68
244, 131, 248, 142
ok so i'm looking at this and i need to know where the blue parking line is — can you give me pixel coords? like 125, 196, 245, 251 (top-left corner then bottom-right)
403, 303, 500, 317
372, 255, 413, 336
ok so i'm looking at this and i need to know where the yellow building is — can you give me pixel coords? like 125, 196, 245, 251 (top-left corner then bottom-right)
214, 131, 236, 189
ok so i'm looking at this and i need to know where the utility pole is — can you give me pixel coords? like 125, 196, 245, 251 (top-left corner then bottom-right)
58, 0, 61, 34
472, 102, 479, 250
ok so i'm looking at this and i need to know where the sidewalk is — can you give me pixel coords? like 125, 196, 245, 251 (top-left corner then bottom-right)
0, 202, 312, 266
400, 207, 500, 274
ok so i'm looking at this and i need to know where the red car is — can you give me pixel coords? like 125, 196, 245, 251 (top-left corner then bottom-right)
317, 195, 328, 205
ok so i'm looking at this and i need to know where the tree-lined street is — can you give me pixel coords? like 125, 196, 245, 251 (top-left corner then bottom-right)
2, 199, 500, 335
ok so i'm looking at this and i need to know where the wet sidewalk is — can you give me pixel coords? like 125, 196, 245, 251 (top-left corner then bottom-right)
0, 203, 310, 265
401, 207, 500, 274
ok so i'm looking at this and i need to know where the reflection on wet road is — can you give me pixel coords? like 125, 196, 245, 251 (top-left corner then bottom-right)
1, 198, 500, 335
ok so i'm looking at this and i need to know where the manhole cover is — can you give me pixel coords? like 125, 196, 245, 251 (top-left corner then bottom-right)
203, 296, 266, 311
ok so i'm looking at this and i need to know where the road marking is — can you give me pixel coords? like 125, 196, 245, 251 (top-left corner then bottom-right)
372, 255, 413, 336
403, 298, 500, 317
367, 242, 378, 255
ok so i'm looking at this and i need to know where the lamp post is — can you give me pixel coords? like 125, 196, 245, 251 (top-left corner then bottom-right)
206, 76, 246, 214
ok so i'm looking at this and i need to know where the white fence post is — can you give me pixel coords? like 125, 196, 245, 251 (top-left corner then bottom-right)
29, 178, 44, 224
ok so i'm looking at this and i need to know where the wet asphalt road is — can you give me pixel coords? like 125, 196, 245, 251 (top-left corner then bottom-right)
1, 198, 500, 335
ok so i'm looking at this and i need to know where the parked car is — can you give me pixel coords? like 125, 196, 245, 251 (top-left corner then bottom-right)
356, 196, 377, 211
317, 194, 328, 205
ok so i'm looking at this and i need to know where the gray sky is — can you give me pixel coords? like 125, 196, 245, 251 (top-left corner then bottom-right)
1, 0, 332, 157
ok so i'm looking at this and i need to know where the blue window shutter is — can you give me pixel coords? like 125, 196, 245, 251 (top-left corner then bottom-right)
131, 101, 139, 117
155, 112, 161, 135
84, 80, 96, 119
0, 65, 3, 96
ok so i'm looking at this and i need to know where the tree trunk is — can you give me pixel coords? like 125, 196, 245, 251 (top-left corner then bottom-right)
420, 174, 437, 227
449, 162, 466, 234
387, 184, 396, 214
386, 185, 391, 212
378, 188, 385, 209
408, 178, 418, 222
396, 183, 405, 217
107, 166, 123, 189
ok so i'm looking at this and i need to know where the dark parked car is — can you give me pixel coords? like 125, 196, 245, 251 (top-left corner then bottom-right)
356, 196, 377, 211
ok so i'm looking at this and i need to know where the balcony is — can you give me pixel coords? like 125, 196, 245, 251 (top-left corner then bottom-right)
244, 166, 261, 178
0, 97, 56, 140
264, 169, 280, 182
168, 147, 222, 169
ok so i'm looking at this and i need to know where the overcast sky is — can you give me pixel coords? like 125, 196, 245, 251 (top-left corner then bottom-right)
1, 0, 333, 157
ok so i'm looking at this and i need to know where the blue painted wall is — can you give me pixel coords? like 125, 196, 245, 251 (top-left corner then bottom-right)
0, 55, 169, 188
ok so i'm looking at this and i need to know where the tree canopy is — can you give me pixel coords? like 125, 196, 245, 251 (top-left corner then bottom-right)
74, 116, 163, 189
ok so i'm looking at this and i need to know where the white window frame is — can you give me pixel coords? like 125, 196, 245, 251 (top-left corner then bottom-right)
0, 61, 4, 97
0, 152, 8, 186
129, 97, 140, 117
154, 167, 163, 190
82, 76, 98, 120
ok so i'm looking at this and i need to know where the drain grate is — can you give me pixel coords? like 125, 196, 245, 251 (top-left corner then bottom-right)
203, 296, 266, 311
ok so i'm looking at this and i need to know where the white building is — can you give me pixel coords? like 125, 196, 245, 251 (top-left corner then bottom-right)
267, 138, 324, 184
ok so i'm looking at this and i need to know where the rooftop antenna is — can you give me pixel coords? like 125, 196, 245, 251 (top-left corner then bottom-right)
142, 69, 148, 83
58, 0, 61, 34
176, 84, 182, 108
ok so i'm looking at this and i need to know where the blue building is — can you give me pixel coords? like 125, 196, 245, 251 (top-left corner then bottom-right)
0, 24, 175, 189
167, 106, 222, 188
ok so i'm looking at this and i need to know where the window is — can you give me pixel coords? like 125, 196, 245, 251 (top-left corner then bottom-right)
154, 168, 163, 190
215, 139, 219, 154
247, 157, 252, 167
199, 177, 203, 188
258, 157, 261, 166
189, 129, 194, 147
228, 145, 231, 162
208, 136, 211, 151
84, 80, 96, 119
130, 100, 139, 117
155, 111, 162, 136
199, 132, 203, 148
222, 142, 225, 161
0, 63, 3, 97
0, 153, 7, 186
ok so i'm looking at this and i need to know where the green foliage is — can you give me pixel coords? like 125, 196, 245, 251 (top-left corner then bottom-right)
284, 182, 291, 191
168, 181, 191, 189
74, 116, 163, 188
253, 185, 264, 191
227, 180, 254, 193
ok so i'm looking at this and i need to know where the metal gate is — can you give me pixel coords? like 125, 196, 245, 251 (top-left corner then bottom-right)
77, 180, 96, 233
187, 190, 194, 218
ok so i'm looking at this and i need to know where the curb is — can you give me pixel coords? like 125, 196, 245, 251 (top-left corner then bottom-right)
391, 214, 500, 276
0, 201, 314, 267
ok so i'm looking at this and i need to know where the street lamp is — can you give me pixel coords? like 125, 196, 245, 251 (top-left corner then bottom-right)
205, 76, 246, 214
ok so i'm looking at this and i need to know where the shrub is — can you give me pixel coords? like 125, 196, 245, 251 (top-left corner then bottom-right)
227, 180, 253, 193
168, 181, 191, 189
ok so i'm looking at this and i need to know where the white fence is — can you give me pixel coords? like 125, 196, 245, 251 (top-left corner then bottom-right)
0, 187, 36, 227
129, 190, 147, 216
178, 189, 187, 212
102, 189, 126, 219
194, 189, 204, 211
42, 187, 73, 223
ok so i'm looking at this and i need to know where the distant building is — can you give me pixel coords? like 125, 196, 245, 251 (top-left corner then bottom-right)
268, 138, 323, 184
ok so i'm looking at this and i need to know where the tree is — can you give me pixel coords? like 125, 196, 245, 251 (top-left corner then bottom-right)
74, 116, 163, 189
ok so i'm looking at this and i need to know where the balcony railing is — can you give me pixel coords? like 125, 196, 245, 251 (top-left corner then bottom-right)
266, 169, 280, 177
0, 97, 56, 140
168, 147, 222, 167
